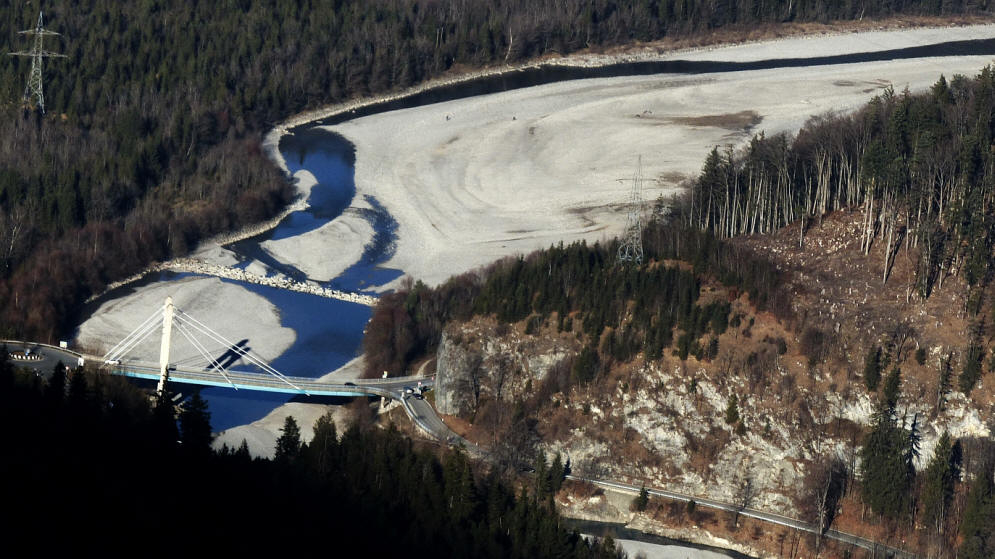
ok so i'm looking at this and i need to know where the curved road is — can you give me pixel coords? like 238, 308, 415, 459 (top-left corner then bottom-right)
567, 476, 915, 559
3, 340, 84, 379
395, 388, 917, 558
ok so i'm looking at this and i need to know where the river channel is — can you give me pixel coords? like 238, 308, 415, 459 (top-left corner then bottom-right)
75, 34, 995, 431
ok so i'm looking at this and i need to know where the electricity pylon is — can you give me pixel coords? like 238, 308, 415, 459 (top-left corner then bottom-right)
8, 11, 67, 114
617, 156, 645, 265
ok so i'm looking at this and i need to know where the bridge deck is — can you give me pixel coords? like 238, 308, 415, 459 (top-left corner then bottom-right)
114, 363, 426, 398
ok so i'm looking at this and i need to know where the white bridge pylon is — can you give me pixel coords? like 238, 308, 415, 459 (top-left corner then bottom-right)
101, 297, 303, 395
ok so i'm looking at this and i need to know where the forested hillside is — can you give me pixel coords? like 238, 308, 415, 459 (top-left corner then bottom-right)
685, 70, 995, 306
363, 220, 788, 380
364, 215, 995, 557
665, 65, 995, 558
0, 353, 626, 557
0, 1, 990, 341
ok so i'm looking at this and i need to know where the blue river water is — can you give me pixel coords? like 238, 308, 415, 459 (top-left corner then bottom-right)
198, 281, 372, 430
197, 127, 404, 431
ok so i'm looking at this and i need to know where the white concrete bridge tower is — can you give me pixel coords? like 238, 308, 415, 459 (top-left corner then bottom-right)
157, 296, 174, 394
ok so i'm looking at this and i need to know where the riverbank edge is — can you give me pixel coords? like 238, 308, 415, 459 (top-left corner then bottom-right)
89, 15, 994, 306
261, 14, 995, 153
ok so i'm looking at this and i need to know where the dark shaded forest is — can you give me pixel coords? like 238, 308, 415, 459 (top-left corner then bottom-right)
0, 352, 626, 557
0, 0, 991, 341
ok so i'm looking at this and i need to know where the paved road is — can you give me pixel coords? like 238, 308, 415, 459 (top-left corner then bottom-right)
568, 476, 916, 558
402, 395, 488, 457
3, 340, 85, 379
386, 388, 917, 558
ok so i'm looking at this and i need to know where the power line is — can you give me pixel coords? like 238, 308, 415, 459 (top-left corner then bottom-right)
8, 11, 67, 114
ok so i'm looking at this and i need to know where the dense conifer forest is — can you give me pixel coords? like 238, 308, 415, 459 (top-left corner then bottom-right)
0, 351, 627, 557
0, 0, 991, 341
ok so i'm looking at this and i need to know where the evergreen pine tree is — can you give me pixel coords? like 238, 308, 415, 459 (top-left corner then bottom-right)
0, 345, 11, 389
860, 405, 913, 519
549, 453, 565, 494
274, 415, 302, 463
534, 452, 550, 501
959, 343, 984, 394
235, 439, 251, 462
45, 361, 66, 403
920, 431, 958, 535
443, 448, 476, 523
959, 462, 995, 559
67, 367, 88, 410
725, 395, 740, 424
152, 389, 179, 448
882, 367, 902, 410
178, 392, 212, 455
0, 348, 13, 411
634, 485, 650, 511
864, 346, 882, 391
308, 412, 338, 476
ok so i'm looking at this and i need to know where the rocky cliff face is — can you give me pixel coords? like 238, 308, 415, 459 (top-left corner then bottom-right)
435, 320, 576, 416
432, 311, 994, 518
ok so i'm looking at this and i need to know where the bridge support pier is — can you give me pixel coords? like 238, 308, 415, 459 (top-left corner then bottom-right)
380, 370, 389, 409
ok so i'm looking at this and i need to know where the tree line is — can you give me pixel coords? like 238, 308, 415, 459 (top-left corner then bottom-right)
682, 69, 995, 304
0, 350, 626, 557
675, 67, 995, 553
854, 367, 995, 558
363, 219, 789, 380
0, 0, 990, 341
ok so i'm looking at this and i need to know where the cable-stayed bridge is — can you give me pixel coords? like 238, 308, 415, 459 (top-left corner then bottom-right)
7, 297, 429, 400
109, 361, 423, 398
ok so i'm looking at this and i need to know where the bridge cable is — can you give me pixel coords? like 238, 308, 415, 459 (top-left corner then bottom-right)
101, 307, 160, 361
104, 317, 161, 363
172, 309, 306, 394
170, 319, 230, 371
103, 313, 164, 363
101, 307, 163, 362
170, 319, 237, 390
176, 316, 303, 393
176, 316, 304, 394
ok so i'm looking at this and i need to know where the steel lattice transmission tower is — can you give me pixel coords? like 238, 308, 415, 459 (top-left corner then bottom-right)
617, 156, 645, 265
8, 11, 67, 114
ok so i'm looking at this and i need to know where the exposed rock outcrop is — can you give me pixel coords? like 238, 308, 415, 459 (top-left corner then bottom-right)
435, 320, 576, 416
